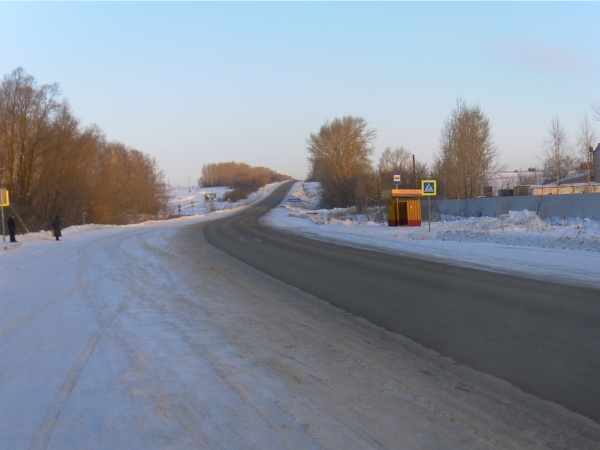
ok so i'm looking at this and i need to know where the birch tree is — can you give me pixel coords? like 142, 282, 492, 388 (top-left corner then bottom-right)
576, 115, 597, 183
593, 101, 600, 122
542, 117, 575, 189
433, 99, 499, 199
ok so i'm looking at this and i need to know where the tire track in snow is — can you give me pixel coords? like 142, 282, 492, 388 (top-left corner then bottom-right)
28, 292, 135, 450
112, 233, 220, 445
79, 228, 213, 446
105, 226, 317, 447
0, 274, 111, 341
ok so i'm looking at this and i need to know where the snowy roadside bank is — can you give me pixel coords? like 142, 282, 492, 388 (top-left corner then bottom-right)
263, 181, 600, 288
0, 182, 284, 251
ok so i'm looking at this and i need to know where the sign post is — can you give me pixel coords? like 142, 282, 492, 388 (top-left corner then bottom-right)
0, 189, 9, 242
421, 180, 436, 232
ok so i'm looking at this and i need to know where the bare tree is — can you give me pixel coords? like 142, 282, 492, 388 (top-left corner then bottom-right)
0, 67, 60, 205
89, 141, 169, 224
307, 116, 376, 207
542, 117, 575, 191
576, 115, 597, 184
0, 68, 170, 229
593, 101, 600, 122
199, 161, 291, 190
377, 147, 427, 190
433, 99, 499, 199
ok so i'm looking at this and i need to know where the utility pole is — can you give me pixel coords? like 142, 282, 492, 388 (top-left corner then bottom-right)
1, 202, 4, 242
413, 154, 417, 189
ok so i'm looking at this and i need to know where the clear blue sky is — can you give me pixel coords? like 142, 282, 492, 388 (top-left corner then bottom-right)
1, 2, 598, 186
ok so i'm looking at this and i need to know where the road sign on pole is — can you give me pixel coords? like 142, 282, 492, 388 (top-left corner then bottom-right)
393, 173, 401, 186
0, 190, 9, 243
421, 180, 436, 232
0, 189, 9, 206
421, 180, 436, 196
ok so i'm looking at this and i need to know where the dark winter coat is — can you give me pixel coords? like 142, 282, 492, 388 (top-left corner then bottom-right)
7, 216, 16, 232
52, 217, 62, 237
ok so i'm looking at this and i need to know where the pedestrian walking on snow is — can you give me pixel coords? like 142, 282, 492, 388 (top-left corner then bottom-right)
7, 215, 17, 242
52, 215, 62, 241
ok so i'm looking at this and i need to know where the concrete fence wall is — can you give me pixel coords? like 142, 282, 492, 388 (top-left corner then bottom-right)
430, 193, 600, 220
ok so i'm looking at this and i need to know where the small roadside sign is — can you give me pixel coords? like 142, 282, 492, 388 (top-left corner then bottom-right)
0, 189, 8, 243
421, 180, 436, 196
288, 198, 301, 203
0, 189, 9, 206
421, 180, 436, 233
393, 173, 401, 185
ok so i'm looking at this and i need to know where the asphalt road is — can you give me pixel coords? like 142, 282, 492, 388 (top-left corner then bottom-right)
202, 182, 600, 423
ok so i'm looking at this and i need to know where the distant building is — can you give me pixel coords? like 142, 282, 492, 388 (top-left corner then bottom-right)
485, 150, 600, 196
487, 169, 542, 196
526, 155, 600, 195
529, 184, 600, 196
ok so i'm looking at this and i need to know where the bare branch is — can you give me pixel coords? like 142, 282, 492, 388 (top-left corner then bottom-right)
592, 101, 600, 122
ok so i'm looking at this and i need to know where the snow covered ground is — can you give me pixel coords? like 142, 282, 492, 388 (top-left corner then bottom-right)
1, 181, 599, 449
169, 184, 271, 216
263, 181, 600, 289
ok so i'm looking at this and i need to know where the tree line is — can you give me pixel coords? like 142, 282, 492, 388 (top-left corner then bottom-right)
0, 68, 170, 231
307, 98, 599, 206
306, 116, 435, 208
199, 161, 292, 202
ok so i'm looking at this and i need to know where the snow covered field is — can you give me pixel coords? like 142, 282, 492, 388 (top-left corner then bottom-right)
169, 184, 270, 217
1, 182, 599, 449
264, 181, 600, 289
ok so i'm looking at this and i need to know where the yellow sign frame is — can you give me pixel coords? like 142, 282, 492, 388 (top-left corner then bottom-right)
0, 189, 9, 207
421, 180, 436, 196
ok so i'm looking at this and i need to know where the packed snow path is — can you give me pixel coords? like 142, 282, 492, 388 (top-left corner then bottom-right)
1, 189, 599, 448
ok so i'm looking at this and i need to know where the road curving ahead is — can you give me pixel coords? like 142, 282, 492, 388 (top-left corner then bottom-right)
202, 181, 600, 423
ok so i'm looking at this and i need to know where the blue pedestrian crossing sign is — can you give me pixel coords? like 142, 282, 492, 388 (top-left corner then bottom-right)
421, 180, 436, 196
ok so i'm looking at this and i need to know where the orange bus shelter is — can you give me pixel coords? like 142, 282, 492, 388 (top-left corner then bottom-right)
382, 189, 422, 227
